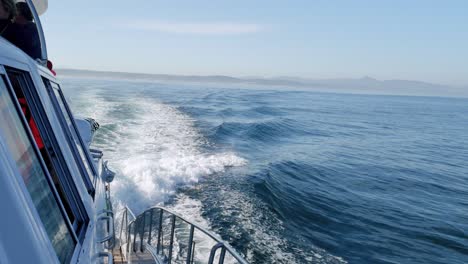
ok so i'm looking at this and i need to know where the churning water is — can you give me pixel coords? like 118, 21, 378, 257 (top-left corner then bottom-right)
62, 77, 468, 264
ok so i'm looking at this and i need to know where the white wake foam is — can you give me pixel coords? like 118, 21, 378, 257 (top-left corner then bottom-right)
72, 89, 246, 212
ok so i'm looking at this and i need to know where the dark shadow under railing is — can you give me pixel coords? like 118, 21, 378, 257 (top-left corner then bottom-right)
118, 206, 248, 264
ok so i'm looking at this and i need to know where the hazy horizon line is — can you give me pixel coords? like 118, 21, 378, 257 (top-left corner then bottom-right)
55, 67, 467, 88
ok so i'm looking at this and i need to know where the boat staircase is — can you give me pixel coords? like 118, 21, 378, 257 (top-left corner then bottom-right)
112, 206, 248, 264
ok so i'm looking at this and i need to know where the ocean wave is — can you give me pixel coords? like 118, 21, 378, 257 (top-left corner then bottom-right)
209, 118, 326, 144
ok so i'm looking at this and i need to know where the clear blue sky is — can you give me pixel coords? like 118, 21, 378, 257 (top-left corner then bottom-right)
41, 0, 468, 85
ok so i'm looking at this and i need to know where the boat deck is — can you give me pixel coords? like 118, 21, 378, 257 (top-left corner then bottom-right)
113, 248, 156, 264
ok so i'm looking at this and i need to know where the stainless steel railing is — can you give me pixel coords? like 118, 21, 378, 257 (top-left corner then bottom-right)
103, 183, 115, 249
96, 183, 115, 263
118, 206, 248, 264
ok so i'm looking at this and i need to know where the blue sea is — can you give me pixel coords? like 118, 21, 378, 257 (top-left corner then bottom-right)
62, 77, 468, 264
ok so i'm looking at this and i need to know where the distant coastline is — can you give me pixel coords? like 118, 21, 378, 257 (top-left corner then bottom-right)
57, 68, 468, 98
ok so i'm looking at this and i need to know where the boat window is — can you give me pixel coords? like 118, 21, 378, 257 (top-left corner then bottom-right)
6, 68, 89, 242
0, 76, 75, 263
0, 1, 42, 60
7, 70, 75, 224
43, 80, 97, 188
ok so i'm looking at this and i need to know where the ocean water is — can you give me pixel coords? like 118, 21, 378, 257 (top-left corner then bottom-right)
62, 77, 468, 264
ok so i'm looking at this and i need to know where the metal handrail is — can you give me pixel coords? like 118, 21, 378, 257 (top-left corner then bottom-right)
96, 214, 114, 243
120, 206, 248, 264
103, 184, 115, 249
118, 206, 136, 262
144, 242, 164, 264
98, 251, 114, 264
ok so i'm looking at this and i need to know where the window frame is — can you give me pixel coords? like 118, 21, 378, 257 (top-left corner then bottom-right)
4, 67, 90, 242
43, 79, 98, 193
0, 71, 80, 262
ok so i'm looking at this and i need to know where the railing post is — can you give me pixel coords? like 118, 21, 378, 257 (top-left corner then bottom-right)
168, 214, 176, 264
208, 243, 224, 264
191, 242, 196, 264
147, 209, 154, 245
219, 247, 227, 264
186, 225, 195, 264
133, 218, 138, 252
126, 222, 132, 254
157, 209, 163, 254
119, 209, 126, 247
120, 209, 128, 253
140, 213, 146, 252
125, 210, 128, 244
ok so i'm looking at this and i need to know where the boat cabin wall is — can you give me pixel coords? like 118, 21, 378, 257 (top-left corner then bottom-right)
0, 38, 113, 263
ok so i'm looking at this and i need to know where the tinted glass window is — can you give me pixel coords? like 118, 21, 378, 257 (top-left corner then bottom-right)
0, 78, 75, 263
7, 70, 90, 241
48, 81, 95, 187
6, 71, 76, 224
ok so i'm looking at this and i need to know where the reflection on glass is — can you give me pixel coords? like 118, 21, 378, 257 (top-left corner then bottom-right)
52, 85, 94, 183
0, 79, 75, 263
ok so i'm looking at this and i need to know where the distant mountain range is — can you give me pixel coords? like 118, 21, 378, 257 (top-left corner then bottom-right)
56, 69, 468, 98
